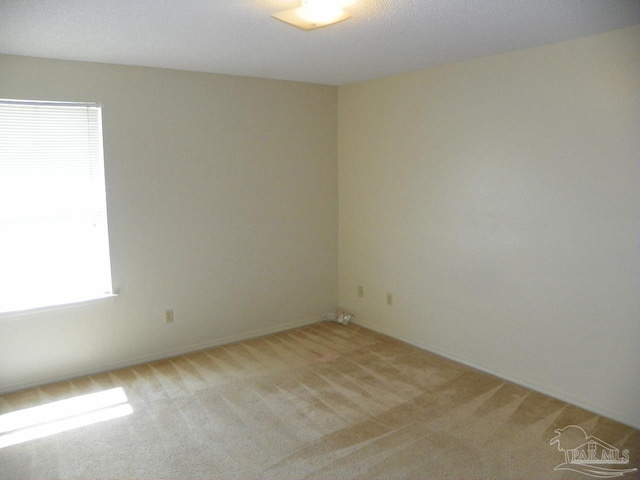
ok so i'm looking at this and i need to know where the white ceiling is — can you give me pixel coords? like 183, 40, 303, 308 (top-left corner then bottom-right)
0, 0, 638, 86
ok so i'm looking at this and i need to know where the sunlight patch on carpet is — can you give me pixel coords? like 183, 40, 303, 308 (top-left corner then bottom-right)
0, 387, 132, 448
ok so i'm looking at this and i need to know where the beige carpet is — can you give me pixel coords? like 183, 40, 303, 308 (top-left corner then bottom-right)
1, 322, 638, 479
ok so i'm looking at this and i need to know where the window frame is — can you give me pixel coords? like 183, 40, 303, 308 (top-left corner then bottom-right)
0, 98, 117, 317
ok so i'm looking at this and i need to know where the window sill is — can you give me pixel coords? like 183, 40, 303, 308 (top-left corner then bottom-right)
0, 294, 119, 320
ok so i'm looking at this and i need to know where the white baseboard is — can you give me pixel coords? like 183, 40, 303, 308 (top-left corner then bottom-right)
1, 315, 322, 395
354, 320, 640, 430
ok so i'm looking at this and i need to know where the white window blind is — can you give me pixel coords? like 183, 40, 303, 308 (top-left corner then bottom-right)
0, 99, 113, 313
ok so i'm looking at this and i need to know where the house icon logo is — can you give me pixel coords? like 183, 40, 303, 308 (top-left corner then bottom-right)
550, 425, 637, 478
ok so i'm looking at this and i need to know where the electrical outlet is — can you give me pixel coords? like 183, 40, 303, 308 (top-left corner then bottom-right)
357, 285, 364, 298
386, 293, 393, 306
164, 309, 174, 324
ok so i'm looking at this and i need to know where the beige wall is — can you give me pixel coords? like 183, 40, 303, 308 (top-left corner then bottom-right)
1, 25, 638, 429
0, 55, 338, 390
338, 26, 640, 427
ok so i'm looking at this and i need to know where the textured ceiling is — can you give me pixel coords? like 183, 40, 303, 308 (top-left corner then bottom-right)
0, 0, 638, 85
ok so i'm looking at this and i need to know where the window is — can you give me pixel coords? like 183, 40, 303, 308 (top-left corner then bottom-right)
0, 99, 113, 314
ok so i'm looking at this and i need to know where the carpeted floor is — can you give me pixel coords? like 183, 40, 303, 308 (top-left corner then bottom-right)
1, 322, 638, 479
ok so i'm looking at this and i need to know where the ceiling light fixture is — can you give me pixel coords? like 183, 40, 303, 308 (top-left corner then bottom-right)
272, 0, 352, 31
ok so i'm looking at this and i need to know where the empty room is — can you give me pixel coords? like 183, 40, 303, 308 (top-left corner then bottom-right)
0, 1, 638, 478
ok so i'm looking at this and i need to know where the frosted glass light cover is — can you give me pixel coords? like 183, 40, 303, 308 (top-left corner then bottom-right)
272, 4, 351, 31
